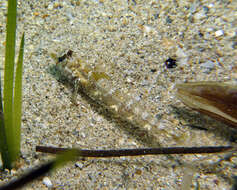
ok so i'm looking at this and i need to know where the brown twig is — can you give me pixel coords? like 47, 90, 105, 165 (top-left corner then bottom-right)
0, 161, 54, 190
36, 145, 233, 157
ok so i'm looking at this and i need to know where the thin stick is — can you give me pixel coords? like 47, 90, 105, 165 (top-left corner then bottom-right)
36, 145, 233, 157
0, 161, 54, 190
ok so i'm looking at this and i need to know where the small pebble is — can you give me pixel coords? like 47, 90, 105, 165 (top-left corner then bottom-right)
215, 30, 224, 37
135, 169, 142, 175
75, 162, 84, 169
193, 10, 206, 20
43, 177, 53, 188
207, 3, 214, 8
47, 3, 54, 11
143, 25, 152, 34
81, 132, 86, 138
126, 77, 133, 83
139, 25, 155, 36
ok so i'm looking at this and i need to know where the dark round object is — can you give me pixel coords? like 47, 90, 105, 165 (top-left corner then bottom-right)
165, 58, 177, 69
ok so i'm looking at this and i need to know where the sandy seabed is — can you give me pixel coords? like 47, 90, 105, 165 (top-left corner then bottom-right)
0, 0, 237, 189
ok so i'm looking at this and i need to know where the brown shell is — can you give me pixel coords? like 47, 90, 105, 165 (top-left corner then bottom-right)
175, 82, 237, 129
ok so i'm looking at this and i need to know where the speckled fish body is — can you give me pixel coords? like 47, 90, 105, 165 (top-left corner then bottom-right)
176, 82, 237, 128
53, 52, 186, 147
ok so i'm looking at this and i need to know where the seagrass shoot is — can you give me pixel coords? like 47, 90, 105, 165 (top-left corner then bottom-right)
0, 0, 24, 169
